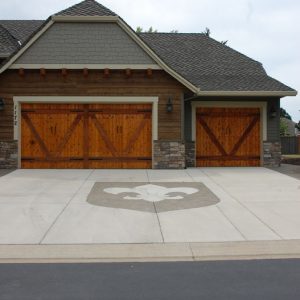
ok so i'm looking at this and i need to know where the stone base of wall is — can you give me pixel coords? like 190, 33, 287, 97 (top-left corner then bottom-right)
263, 141, 281, 167
0, 140, 18, 169
153, 140, 185, 169
185, 141, 196, 168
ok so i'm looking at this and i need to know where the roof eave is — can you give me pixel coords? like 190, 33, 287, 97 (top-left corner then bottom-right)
193, 90, 298, 97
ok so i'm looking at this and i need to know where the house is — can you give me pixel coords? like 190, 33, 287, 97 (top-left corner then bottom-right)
0, 0, 297, 169
280, 117, 299, 136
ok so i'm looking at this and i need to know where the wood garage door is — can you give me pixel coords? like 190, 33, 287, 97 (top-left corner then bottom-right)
196, 107, 261, 167
21, 103, 152, 169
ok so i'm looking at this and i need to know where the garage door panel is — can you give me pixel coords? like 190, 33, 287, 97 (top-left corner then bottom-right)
122, 113, 152, 158
234, 121, 260, 157
88, 113, 119, 158
21, 103, 152, 169
196, 107, 261, 167
58, 117, 84, 158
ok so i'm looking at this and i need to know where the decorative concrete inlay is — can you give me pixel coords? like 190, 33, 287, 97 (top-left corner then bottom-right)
87, 182, 220, 213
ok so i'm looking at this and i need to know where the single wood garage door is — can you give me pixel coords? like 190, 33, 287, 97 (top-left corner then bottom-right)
21, 103, 152, 169
196, 107, 261, 167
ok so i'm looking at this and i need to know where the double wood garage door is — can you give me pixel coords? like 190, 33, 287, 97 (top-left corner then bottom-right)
196, 107, 261, 167
21, 103, 152, 169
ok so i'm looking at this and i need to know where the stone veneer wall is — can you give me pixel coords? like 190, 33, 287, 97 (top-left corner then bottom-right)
153, 140, 185, 169
185, 141, 196, 168
0, 140, 18, 169
263, 141, 281, 167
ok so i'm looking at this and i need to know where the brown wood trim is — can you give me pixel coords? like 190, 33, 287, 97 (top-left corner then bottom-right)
22, 157, 152, 162
146, 68, 153, 77
83, 68, 89, 77
18, 68, 25, 77
197, 112, 260, 117
21, 109, 84, 114
90, 113, 118, 157
197, 116, 228, 156
62, 68, 68, 77
22, 157, 82, 162
89, 157, 152, 161
103, 68, 110, 77
40, 68, 46, 77
22, 113, 51, 158
229, 115, 260, 156
196, 156, 260, 161
137, 109, 152, 113
95, 109, 152, 115
125, 68, 132, 77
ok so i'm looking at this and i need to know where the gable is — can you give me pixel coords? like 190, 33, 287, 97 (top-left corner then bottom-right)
13, 22, 156, 66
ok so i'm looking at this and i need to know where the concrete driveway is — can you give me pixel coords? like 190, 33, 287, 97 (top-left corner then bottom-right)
0, 168, 299, 245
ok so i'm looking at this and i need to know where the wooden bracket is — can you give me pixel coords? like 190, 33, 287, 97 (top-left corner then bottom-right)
104, 68, 110, 78
62, 68, 68, 77
83, 68, 89, 77
146, 68, 153, 77
18, 68, 25, 77
40, 68, 46, 77
125, 68, 132, 77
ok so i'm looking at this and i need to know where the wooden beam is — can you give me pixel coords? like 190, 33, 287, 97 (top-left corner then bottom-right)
18, 68, 25, 77
196, 155, 260, 161
61, 68, 68, 77
125, 68, 132, 77
146, 68, 153, 77
40, 68, 46, 77
83, 68, 89, 77
104, 68, 110, 78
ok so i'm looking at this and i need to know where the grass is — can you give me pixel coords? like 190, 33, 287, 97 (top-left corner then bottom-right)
282, 154, 300, 159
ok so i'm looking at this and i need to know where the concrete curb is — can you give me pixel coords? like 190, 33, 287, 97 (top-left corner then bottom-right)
1, 240, 300, 263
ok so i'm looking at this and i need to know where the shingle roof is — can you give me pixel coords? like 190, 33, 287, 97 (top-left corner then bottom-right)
0, 25, 19, 57
139, 32, 295, 92
0, 0, 296, 94
55, 0, 117, 17
0, 20, 44, 43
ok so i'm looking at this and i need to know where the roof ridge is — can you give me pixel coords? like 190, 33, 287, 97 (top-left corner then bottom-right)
54, 0, 117, 17
139, 32, 206, 35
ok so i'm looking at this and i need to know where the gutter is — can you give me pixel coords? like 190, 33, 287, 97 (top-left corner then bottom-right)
186, 90, 298, 99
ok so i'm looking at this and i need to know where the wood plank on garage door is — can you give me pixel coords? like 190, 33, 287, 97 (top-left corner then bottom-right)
21, 103, 152, 169
196, 107, 261, 167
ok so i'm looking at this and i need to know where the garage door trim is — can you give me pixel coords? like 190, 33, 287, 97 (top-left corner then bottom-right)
14, 96, 158, 168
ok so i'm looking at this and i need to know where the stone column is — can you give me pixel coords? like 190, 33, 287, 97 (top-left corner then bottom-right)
0, 140, 18, 169
153, 140, 185, 169
185, 141, 196, 168
263, 141, 281, 167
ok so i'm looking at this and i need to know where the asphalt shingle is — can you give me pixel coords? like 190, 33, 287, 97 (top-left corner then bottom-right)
0, 25, 19, 57
139, 32, 295, 92
0, 20, 44, 44
0, 0, 296, 93
55, 0, 117, 17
